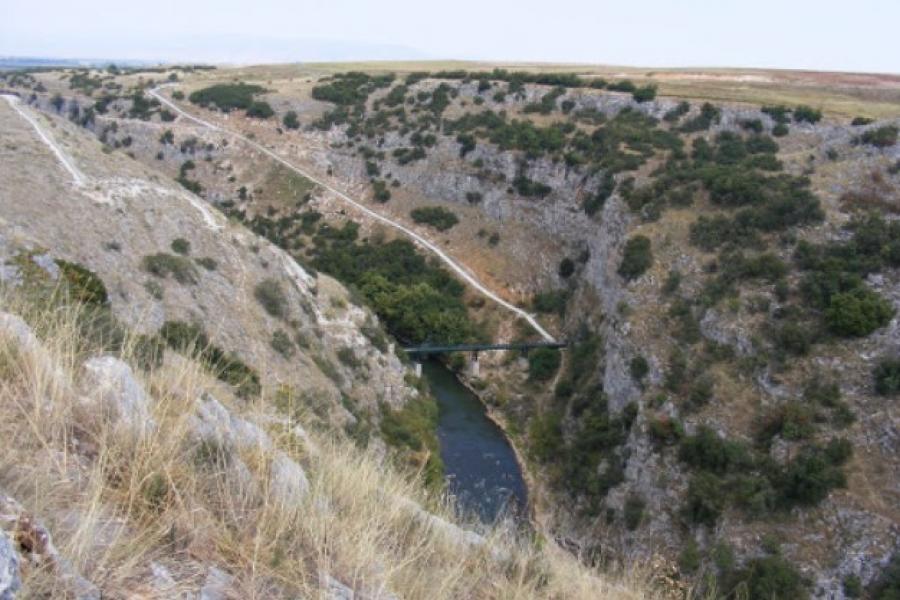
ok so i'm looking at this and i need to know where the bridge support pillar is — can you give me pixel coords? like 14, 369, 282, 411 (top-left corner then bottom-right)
470, 351, 480, 377
414, 361, 422, 378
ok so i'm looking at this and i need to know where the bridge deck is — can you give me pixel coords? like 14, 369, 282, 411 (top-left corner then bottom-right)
402, 341, 566, 354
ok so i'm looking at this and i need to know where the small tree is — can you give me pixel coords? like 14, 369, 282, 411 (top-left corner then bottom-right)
282, 110, 300, 130
632, 85, 657, 103
825, 288, 894, 337
618, 235, 653, 281
528, 348, 561, 382
874, 359, 900, 396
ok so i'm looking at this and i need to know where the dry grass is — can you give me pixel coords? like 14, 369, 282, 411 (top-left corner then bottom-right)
0, 290, 678, 599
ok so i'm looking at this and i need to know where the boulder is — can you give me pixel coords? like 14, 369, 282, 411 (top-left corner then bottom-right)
192, 393, 272, 452
81, 356, 154, 434
269, 451, 309, 507
0, 532, 21, 600
199, 566, 233, 600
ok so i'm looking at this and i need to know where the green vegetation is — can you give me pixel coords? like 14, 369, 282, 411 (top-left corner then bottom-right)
170, 238, 190, 255
793, 105, 822, 124
824, 288, 894, 337
874, 358, 900, 396
246, 101, 274, 119
254, 279, 289, 319
722, 555, 808, 600
528, 347, 561, 381
870, 553, 900, 600
410, 206, 459, 231
858, 125, 898, 148
631, 85, 657, 103
618, 235, 652, 281
677, 426, 852, 525
380, 394, 444, 489
282, 110, 300, 130
629, 355, 649, 383
188, 83, 266, 112
55, 260, 109, 306
532, 289, 569, 317
679, 102, 721, 132
159, 320, 260, 397
176, 160, 203, 194
142, 253, 198, 284
270, 330, 295, 358
312, 71, 394, 106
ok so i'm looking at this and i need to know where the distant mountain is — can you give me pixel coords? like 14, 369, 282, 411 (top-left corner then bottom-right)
0, 56, 156, 70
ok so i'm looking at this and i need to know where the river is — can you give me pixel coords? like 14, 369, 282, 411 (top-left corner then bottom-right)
420, 360, 528, 523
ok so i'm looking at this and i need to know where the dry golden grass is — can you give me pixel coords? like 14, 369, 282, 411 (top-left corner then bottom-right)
0, 290, 681, 599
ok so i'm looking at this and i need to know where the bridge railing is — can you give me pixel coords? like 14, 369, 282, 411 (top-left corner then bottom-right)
402, 341, 567, 355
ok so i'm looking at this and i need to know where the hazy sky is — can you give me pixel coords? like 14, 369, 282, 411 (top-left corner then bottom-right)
3, 0, 898, 72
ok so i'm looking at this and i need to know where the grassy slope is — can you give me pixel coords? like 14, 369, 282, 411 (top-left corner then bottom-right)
0, 288, 677, 599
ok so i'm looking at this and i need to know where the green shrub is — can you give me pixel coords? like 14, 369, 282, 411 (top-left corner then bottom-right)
629, 355, 649, 383
683, 472, 726, 526
372, 179, 391, 202
874, 359, 900, 396
55, 260, 109, 305
380, 394, 443, 487
842, 574, 863, 598
188, 83, 266, 112
859, 125, 898, 148
195, 257, 217, 271
159, 129, 174, 145
254, 279, 289, 319
409, 206, 459, 231
528, 411, 564, 462
870, 553, 900, 600
680, 102, 721, 132
793, 105, 822, 124
528, 348, 561, 382
270, 330, 294, 358
775, 442, 850, 507
679, 427, 752, 474
631, 85, 657, 103
170, 238, 190, 255
624, 493, 646, 530
336, 346, 361, 369
825, 288, 894, 337
246, 101, 274, 119
558, 257, 575, 279
663, 101, 690, 123
513, 174, 552, 198
724, 555, 808, 600
532, 289, 569, 316
282, 110, 300, 130
678, 539, 701, 573
312, 71, 394, 106
159, 320, 260, 397
618, 235, 653, 281
142, 253, 198, 284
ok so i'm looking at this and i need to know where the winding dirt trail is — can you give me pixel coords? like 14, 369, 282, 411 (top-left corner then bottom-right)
2, 94, 225, 231
2, 94, 86, 185
149, 86, 556, 342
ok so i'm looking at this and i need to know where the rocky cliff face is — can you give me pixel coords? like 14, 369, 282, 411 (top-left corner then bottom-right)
273, 78, 900, 595
0, 95, 417, 436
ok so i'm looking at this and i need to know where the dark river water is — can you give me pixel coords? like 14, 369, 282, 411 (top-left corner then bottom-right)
421, 360, 528, 523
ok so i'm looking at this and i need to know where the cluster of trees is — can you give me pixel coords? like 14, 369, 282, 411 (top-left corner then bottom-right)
409, 206, 459, 231
188, 83, 266, 112
311, 71, 394, 106
858, 125, 898, 148
618, 235, 653, 280
795, 213, 899, 337
679, 427, 852, 525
